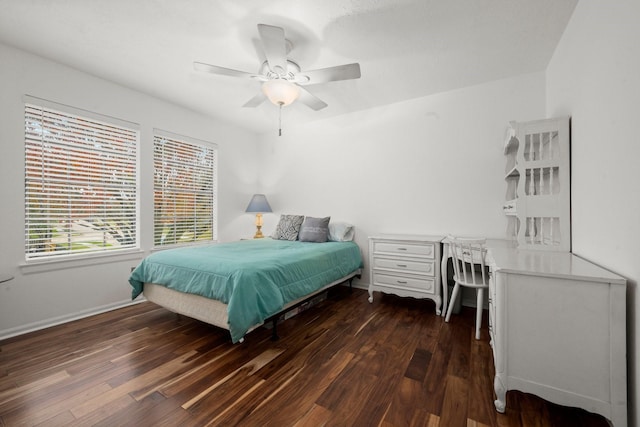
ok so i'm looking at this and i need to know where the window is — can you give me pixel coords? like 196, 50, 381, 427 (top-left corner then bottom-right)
153, 131, 217, 246
24, 100, 139, 260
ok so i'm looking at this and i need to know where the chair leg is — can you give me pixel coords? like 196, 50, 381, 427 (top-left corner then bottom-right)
445, 283, 460, 323
475, 288, 484, 340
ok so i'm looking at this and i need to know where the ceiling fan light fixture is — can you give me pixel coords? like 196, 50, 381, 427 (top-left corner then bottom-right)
262, 79, 300, 106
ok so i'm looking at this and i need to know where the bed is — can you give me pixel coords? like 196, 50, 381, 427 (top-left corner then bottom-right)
129, 237, 362, 343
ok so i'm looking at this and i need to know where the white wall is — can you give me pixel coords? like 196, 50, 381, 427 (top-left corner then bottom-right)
257, 72, 546, 286
546, 1, 640, 425
0, 43, 260, 338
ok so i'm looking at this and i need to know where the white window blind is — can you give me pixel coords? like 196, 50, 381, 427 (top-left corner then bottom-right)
24, 103, 139, 260
153, 132, 217, 246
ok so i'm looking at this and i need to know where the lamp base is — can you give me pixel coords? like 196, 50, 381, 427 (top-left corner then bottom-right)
252, 213, 266, 238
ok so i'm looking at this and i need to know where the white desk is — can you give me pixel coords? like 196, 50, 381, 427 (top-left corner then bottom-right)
442, 238, 627, 426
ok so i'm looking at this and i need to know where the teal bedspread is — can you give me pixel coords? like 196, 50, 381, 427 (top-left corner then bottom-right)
129, 238, 362, 343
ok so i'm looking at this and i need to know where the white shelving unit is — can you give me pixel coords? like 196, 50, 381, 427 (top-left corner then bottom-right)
503, 117, 571, 251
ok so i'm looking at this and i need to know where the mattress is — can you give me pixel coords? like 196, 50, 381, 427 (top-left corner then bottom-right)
129, 238, 363, 342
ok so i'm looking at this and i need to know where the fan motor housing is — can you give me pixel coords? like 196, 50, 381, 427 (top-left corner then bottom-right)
259, 60, 301, 81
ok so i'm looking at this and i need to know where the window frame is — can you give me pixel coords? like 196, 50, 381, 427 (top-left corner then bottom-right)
152, 129, 218, 248
23, 96, 141, 263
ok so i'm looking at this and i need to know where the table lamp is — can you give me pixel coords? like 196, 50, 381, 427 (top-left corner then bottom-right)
245, 194, 272, 238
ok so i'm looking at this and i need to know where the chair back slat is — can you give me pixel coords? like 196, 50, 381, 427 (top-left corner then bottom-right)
447, 236, 488, 288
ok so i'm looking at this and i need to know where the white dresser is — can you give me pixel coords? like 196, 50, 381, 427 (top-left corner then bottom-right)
368, 234, 444, 315
487, 244, 627, 426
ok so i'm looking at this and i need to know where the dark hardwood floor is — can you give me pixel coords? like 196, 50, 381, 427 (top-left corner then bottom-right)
0, 287, 609, 426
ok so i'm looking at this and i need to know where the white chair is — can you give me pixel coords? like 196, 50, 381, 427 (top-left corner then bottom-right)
445, 236, 489, 340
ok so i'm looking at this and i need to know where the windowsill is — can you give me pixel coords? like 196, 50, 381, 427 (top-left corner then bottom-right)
150, 240, 218, 253
19, 249, 146, 275
19, 240, 220, 275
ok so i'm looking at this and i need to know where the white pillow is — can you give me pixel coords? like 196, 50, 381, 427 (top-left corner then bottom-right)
328, 222, 355, 242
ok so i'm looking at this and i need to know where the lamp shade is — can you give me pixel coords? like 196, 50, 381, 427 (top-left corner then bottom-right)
262, 79, 300, 106
245, 194, 272, 213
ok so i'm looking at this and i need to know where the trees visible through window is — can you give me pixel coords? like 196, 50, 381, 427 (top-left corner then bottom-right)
153, 132, 217, 246
24, 102, 139, 259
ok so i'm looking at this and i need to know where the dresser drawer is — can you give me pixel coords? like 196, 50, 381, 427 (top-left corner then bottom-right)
373, 241, 435, 259
372, 257, 435, 276
373, 272, 434, 293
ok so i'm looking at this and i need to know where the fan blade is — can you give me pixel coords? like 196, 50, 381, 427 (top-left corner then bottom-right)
194, 62, 266, 80
296, 63, 361, 85
297, 87, 328, 111
242, 92, 267, 108
257, 24, 287, 75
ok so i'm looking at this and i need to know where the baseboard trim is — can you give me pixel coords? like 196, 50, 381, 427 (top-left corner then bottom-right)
0, 297, 147, 342
350, 282, 486, 310
351, 282, 368, 291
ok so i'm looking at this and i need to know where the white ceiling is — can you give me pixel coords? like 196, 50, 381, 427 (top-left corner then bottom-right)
0, 0, 578, 134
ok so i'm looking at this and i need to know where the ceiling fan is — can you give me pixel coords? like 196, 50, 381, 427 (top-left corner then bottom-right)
194, 24, 361, 112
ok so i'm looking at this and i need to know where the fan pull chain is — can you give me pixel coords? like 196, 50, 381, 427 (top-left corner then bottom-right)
278, 102, 283, 136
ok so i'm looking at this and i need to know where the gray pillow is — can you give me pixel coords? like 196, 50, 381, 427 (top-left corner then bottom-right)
271, 214, 305, 240
298, 216, 330, 242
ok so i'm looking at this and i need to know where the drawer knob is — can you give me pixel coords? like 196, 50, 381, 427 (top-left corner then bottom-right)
396, 264, 407, 268
397, 247, 407, 251
397, 280, 407, 284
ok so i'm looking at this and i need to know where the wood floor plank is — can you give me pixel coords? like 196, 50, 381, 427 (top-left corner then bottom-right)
157, 346, 246, 398
0, 288, 610, 427
1, 382, 112, 426
237, 349, 355, 426
0, 370, 70, 409
182, 348, 284, 410
66, 393, 136, 426
188, 375, 265, 426
350, 297, 427, 425
410, 410, 440, 427
70, 349, 202, 418
467, 340, 498, 425
104, 393, 191, 427
316, 363, 378, 423
421, 324, 453, 416
383, 376, 430, 426
447, 311, 473, 380
439, 374, 470, 427
405, 347, 433, 382
91, 390, 167, 427
466, 420, 493, 427
293, 403, 332, 427
207, 331, 344, 425
33, 409, 76, 427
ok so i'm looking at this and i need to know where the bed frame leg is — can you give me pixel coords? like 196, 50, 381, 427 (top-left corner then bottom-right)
348, 277, 354, 293
271, 318, 279, 341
